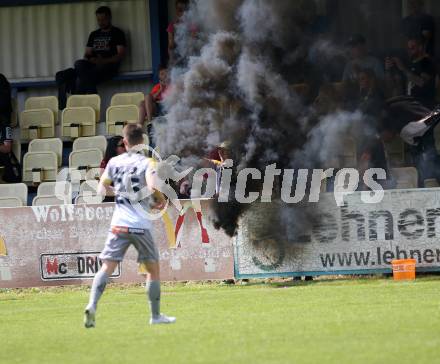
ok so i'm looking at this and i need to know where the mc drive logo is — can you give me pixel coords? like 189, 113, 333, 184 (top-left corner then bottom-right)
40, 252, 121, 280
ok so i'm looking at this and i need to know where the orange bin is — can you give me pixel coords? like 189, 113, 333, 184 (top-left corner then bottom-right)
391, 259, 416, 280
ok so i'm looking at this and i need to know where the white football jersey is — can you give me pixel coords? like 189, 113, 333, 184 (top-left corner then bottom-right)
102, 152, 154, 229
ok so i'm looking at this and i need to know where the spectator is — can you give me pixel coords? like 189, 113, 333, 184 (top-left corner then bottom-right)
139, 65, 169, 124
167, 0, 190, 64
0, 74, 12, 126
56, 6, 126, 109
402, 0, 435, 56
349, 68, 385, 117
379, 96, 440, 185
342, 34, 384, 83
100, 135, 126, 170
387, 36, 436, 108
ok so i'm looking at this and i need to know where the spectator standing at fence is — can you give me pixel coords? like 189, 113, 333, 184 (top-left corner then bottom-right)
402, 0, 435, 56
342, 34, 384, 83
56, 6, 126, 109
387, 36, 436, 108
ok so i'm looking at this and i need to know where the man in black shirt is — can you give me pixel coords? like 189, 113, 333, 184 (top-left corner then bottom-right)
390, 36, 436, 108
379, 96, 440, 185
56, 6, 126, 108
402, 0, 435, 56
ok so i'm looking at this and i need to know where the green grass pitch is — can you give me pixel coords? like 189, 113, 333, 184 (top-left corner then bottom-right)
1, 277, 439, 364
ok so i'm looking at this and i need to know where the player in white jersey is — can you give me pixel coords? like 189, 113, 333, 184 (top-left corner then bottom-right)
84, 124, 175, 327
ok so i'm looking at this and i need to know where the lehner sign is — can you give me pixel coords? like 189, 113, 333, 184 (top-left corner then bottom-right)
235, 189, 440, 278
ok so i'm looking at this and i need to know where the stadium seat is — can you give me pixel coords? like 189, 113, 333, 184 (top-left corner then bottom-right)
28, 138, 63, 167
106, 105, 139, 135
67, 94, 101, 123
384, 137, 405, 167
338, 138, 357, 168
25, 96, 59, 123
75, 180, 103, 204
110, 92, 144, 107
62, 106, 96, 138
22, 151, 58, 183
424, 178, 440, 188
37, 181, 72, 201
20, 108, 55, 140
73, 135, 107, 155
32, 195, 67, 206
391, 167, 418, 189
0, 183, 28, 207
69, 148, 103, 181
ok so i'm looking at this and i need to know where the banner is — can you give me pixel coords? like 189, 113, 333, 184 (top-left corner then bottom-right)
0, 201, 234, 288
235, 189, 440, 278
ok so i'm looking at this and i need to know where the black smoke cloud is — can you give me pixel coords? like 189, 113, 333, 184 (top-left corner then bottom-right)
155, 0, 362, 237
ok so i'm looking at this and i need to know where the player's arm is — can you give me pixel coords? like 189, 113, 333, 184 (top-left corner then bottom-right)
146, 162, 167, 209
97, 169, 115, 197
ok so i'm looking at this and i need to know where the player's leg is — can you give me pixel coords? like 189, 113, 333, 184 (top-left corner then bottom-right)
141, 261, 175, 325
135, 231, 175, 324
84, 260, 118, 328
84, 231, 130, 328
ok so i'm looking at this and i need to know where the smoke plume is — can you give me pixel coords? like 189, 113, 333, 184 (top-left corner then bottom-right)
155, 0, 363, 238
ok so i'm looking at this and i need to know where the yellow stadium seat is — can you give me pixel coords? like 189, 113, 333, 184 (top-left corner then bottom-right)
67, 94, 101, 123
28, 138, 63, 167
391, 167, 418, 189
37, 181, 72, 201
32, 195, 68, 206
0, 183, 28, 207
424, 178, 440, 188
23, 151, 58, 183
106, 105, 139, 135
75, 179, 103, 204
73, 135, 107, 155
69, 148, 103, 181
110, 92, 145, 107
20, 108, 55, 140
25, 96, 59, 123
384, 137, 405, 167
62, 106, 96, 138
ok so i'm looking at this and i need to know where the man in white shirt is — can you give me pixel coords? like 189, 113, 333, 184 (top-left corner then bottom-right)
84, 124, 176, 327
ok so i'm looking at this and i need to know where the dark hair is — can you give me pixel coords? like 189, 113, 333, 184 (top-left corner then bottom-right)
176, 0, 189, 7
159, 63, 168, 72
407, 35, 425, 45
123, 124, 144, 146
96, 6, 112, 18
103, 135, 123, 163
347, 34, 366, 47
